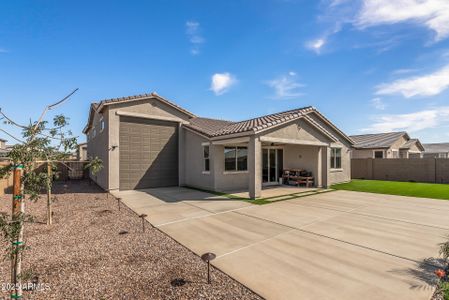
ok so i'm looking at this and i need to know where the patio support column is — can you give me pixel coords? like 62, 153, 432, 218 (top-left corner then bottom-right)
322, 146, 330, 188
316, 147, 323, 188
248, 135, 262, 199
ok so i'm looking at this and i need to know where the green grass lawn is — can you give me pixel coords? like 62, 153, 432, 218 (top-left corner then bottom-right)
332, 179, 449, 200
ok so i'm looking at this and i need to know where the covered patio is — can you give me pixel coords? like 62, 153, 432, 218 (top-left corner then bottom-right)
246, 135, 329, 199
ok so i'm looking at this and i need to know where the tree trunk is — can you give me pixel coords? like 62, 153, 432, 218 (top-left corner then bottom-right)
47, 161, 52, 225
11, 165, 24, 300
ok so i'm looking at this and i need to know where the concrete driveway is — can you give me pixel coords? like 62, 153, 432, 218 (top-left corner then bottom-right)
113, 188, 449, 300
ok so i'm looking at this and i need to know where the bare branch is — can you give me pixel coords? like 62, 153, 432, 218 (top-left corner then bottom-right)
0, 128, 24, 144
0, 109, 27, 129
34, 88, 79, 132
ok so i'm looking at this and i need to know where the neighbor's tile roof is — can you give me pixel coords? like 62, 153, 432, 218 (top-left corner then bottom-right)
350, 132, 407, 149
185, 106, 321, 137
423, 143, 449, 153
399, 139, 418, 150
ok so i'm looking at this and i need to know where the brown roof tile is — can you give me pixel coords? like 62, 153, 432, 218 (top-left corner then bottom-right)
350, 132, 408, 149
185, 106, 316, 137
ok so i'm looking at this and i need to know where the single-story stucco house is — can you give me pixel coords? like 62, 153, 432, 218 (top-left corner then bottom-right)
0, 138, 10, 158
350, 132, 424, 159
76, 143, 88, 161
423, 143, 449, 158
83, 92, 353, 199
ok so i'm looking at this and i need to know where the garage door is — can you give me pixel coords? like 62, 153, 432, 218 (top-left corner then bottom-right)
119, 116, 178, 190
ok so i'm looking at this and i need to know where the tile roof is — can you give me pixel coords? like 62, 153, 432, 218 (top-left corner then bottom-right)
399, 139, 418, 149
187, 117, 234, 136
96, 92, 196, 117
85, 91, 353, 143
423, 143, 449, 153
350, 132, 407, 149
185, 106, 316, 137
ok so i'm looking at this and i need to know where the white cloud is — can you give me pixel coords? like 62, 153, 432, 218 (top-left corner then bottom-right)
391, 68, 418, 76
362, 107, 449, 133
266, 72, 304, 99
210, 72, 236, 95
375, 64, 449, 98
305, 38, 326, 54
186, 21, 204, 55
370, 97, 386, 110
355, 0, 449, 42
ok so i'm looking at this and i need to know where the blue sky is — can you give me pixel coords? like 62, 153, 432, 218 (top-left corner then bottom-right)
1, 0, 449, 143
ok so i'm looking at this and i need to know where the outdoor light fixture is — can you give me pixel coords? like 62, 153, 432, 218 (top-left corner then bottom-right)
117, 197, 122, 211
201, 252, 216, 284
139, 214, 148, 232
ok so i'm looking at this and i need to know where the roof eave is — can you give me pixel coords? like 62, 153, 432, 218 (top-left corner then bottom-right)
97, 93, 196, 118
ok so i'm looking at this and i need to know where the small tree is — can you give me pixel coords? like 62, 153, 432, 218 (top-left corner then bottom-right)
0, 89, 77, 299
41, 114, 78, 225
85, 156, 104, 179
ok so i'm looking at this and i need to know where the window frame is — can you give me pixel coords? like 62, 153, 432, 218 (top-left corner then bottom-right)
203, 145, 210, 172
224, 146, 248, 172
374, 150, 384, 159
330, 147, 342, 169
100, 117, 105, 132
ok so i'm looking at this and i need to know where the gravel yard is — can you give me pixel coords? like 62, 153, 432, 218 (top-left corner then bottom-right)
0, 180, 262, 300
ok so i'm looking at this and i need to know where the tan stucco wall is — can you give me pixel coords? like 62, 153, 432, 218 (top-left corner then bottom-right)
392, 135, 408, 150
328, 143, 351, 185
86, 109, 109, 190
183, 129, 214, 190
408, 143, 419, 152
283, 144, 319, 180
213, 144, 249, 192
87, 97, 192, 190
265, 118, 330, 144
351, 149, 376, 159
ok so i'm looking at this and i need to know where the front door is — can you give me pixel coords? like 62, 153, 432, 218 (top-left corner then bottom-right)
262, 148, 283, 185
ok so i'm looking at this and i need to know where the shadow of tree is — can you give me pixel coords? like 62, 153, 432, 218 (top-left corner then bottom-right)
389, 257, 445, 292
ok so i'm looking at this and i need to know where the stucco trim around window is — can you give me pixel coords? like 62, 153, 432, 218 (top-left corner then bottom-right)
223, 171, 249, 175
330, 147, 342, 169
224, 146, 248, 172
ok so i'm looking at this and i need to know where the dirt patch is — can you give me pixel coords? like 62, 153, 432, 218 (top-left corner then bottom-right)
0, 180, 262, 299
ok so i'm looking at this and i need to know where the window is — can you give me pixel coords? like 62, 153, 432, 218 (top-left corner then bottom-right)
374, 151, 384, 159
203, 146, 210, 172
100, 118, 105, 132
224, 146, 248, 171
330, 148, 342, 169
93, 128, 97, 138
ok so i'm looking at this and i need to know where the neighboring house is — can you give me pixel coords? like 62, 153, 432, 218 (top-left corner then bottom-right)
350, 132, 424, 159
422, 143, 449, 158
83, 92, 353, 199
77, 143, 88, 161
0, 139, 9, 159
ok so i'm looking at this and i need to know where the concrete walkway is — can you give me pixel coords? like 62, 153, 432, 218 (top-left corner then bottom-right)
112, 188, 449, 300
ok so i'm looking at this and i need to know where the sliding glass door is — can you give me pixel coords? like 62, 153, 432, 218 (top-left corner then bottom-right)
262, 148, 283, 185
